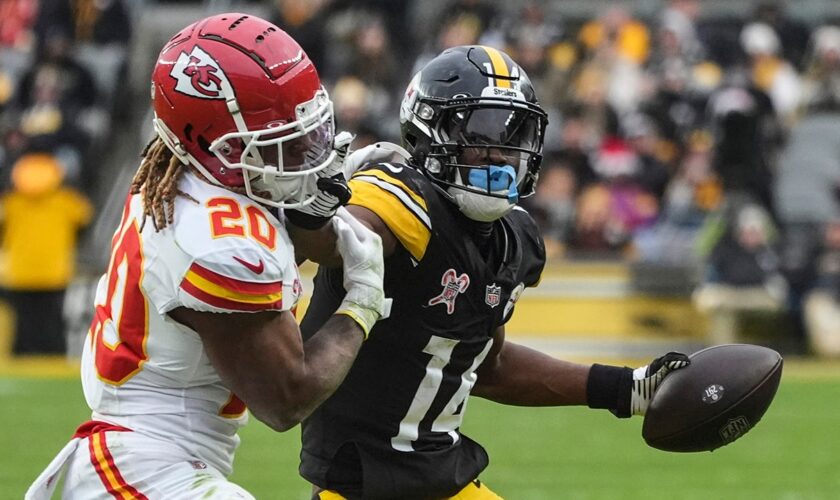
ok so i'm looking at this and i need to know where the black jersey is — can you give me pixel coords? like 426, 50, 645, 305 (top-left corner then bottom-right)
299, 162, 545, 500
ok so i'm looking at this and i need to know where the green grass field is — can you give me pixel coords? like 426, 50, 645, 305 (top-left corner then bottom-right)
2, 364, 839, 500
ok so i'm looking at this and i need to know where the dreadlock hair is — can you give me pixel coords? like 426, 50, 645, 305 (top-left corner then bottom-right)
130, 137, 260, 232
130, 137, 197, 231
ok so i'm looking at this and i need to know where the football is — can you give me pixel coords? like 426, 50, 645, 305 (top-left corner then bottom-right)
642, 344, 783, 452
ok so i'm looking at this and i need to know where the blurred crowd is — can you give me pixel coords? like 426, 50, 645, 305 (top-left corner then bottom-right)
0, 0, 130, 354
0, 0, 839, 354
0, 0, 131, 189
271, 0, 840, 352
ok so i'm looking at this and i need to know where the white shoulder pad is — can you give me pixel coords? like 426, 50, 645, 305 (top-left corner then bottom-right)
148, 174, 302, 314
177, 244, 301, 314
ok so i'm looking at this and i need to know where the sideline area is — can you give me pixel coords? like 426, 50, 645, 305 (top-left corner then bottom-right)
1, 260, 833, 379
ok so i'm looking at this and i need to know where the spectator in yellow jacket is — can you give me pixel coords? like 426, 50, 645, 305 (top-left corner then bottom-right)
0, 152, 92, 354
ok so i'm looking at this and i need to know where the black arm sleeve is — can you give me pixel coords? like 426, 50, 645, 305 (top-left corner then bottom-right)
300, 265, 346, 341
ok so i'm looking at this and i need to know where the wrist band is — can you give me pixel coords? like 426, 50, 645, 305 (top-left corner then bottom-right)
586, 364, 633, 418
336, 300, 378, 339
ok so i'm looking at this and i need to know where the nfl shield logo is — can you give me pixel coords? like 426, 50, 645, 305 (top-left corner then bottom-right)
485, 284, 502, 308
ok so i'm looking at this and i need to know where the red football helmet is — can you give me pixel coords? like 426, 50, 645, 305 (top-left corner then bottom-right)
151, 13, 335, 208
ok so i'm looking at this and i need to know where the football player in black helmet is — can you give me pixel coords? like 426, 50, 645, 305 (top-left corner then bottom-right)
296, 46, 689, 500
399, 45, 547, 222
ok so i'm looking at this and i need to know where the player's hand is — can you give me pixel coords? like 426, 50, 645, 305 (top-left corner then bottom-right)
332, 207, 392, 337
285, 131, 354, 230
343, 141, 410, 179
627, 352, 691, 417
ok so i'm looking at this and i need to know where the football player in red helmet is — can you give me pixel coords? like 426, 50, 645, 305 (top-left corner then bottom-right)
298, 45, 689, 499
27, 13, 388, 499
146, 11, 353, 220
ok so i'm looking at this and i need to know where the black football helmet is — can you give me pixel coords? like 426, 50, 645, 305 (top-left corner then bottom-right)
400, 45, 548, 221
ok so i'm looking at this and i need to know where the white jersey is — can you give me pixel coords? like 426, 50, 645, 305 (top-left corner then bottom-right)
80, 171, 302, 476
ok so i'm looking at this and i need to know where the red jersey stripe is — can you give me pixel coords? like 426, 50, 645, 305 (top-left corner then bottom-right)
89, 432, 149, 499
188, 262, 282, 296
220, 392, 247, 418
181, 278, 284, 311
74, 420, 132, 439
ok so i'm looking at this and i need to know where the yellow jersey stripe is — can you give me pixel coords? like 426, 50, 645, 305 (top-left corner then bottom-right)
91, 433, 134, 499
349, 171, 431, 230
183, 270, 283, 305
351, 169, 428, 212
317, 491, 347, 500
349, 180, 431, 261
482, 45, 511, 88
449, 479, 504, 499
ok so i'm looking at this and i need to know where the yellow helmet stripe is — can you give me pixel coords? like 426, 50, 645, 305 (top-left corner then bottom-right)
482, 45, 511, 88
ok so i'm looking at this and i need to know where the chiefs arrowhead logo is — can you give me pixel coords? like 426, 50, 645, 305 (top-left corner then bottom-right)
170, 45, 231, 99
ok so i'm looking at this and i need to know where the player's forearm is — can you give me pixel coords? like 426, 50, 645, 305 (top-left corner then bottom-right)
290, 315, 366, 416
473, 341, 590, 406
185, 308, 362, 432
288, 223, 341, 266
243, 315, 363, 431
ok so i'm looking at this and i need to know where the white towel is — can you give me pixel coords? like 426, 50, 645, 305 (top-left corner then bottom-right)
25, 438, 81, 500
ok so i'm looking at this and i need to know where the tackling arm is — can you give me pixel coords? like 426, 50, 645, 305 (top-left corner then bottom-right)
289, 222, 341, 265
289, 204, 399, 266
170, 307, 364, 432
170, 209, 390, 431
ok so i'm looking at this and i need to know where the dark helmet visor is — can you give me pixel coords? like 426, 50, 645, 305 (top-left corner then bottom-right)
443, 106, 542, 153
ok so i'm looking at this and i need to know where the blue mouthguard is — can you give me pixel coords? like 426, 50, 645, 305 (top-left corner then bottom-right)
468, 165, 518, 202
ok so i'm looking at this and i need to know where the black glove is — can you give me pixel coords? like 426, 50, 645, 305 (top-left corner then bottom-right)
285, 131, 353, 230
